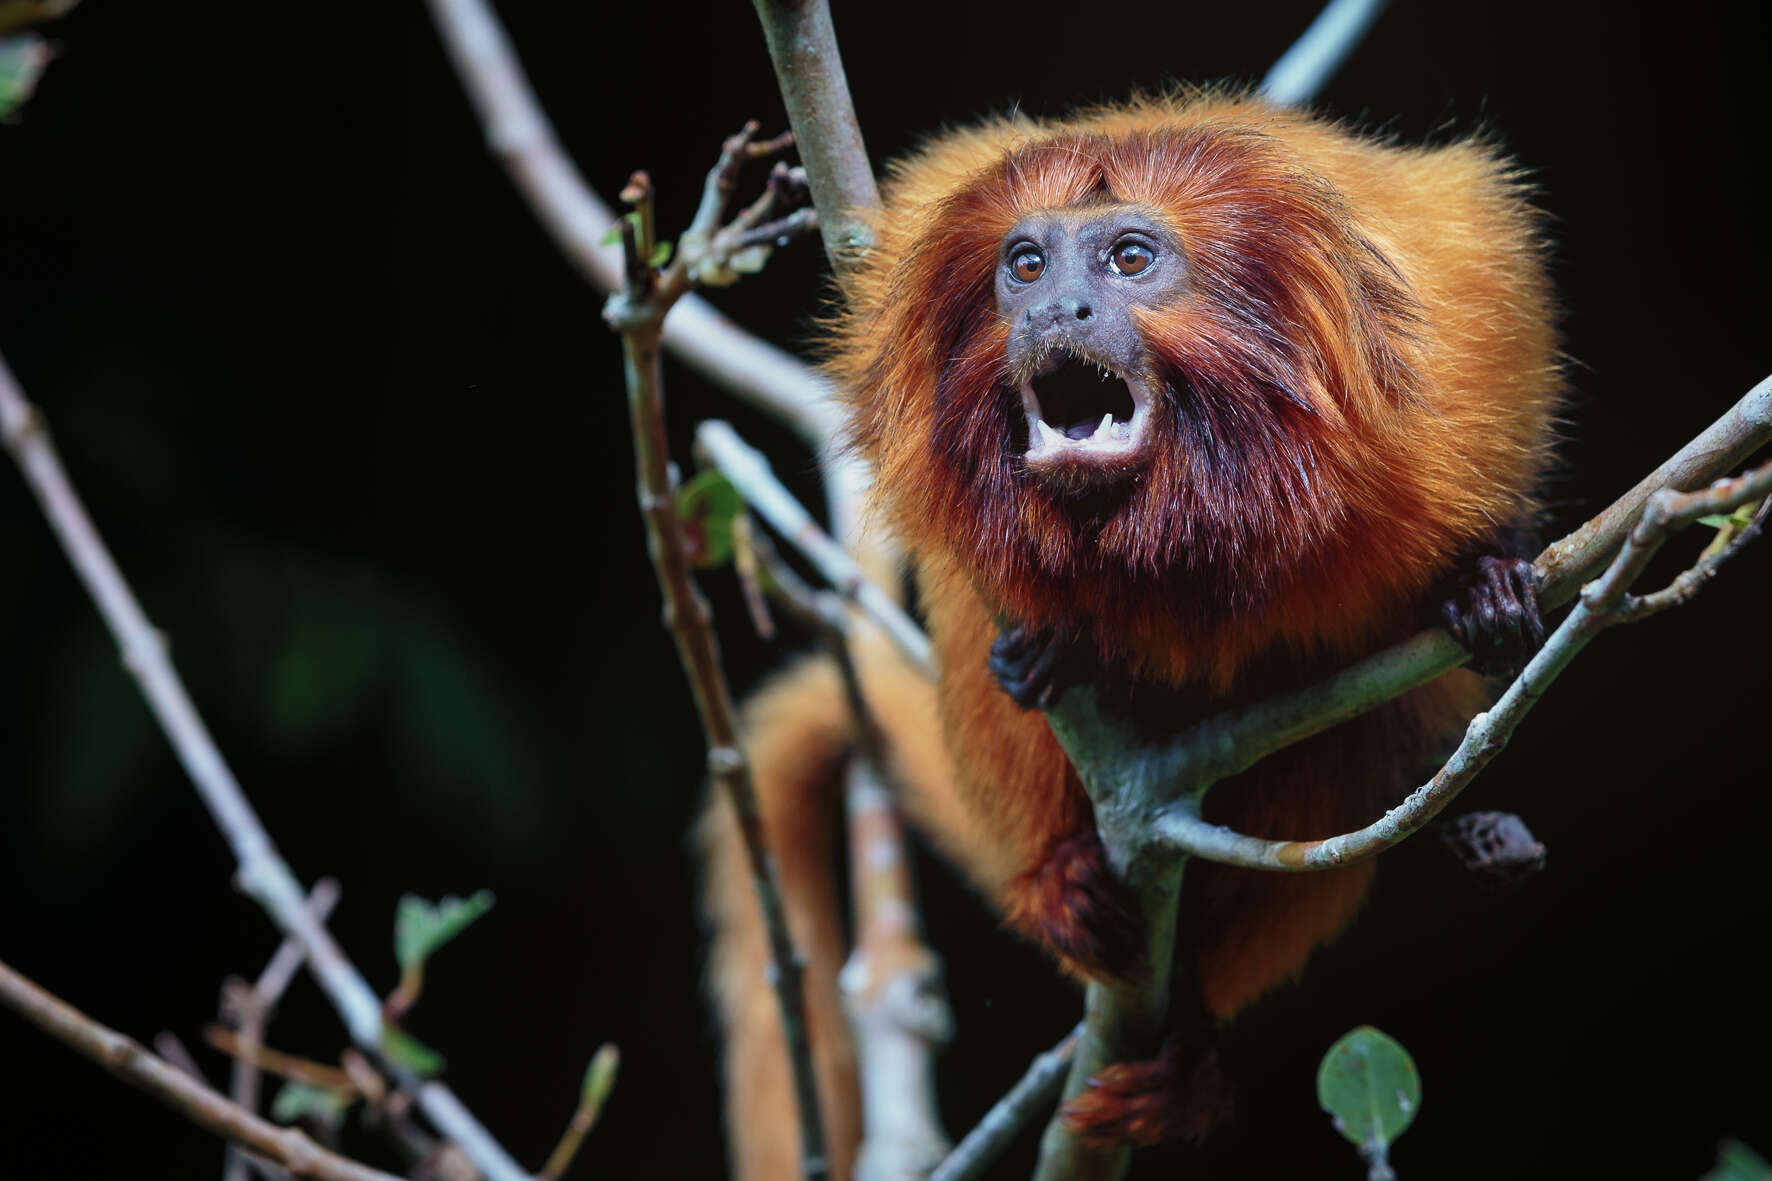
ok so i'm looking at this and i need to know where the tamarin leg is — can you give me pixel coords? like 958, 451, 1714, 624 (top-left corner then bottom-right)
923, 567, 1148, 980
699, 656, 861, 1181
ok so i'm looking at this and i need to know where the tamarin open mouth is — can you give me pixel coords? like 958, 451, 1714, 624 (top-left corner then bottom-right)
1018, 350, 1152, 466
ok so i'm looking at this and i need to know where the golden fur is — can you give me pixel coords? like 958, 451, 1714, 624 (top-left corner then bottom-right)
703, 90, 1561, 1177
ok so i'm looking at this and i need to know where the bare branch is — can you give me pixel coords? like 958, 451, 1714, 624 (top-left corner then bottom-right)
749, 0, 881, 274
0, 353, 531, 1181
604, 185, 830, 1181
0, 958, 400, 1181
696, 420, 934, 677
843, 759, 953, 1181
1260, 0, 1393, 105
929, 1025, 1079, 1181
424, 0, 840, 450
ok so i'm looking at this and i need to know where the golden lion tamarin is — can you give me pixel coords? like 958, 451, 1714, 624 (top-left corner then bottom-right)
701, 91, 1560, 1178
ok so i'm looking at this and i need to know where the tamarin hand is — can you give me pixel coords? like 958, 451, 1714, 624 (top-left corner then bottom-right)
1438, 553, 1546, 677
989, 621, 1083, 710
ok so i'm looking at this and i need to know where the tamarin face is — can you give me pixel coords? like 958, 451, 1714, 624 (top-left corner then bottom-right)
998, 205, 1186, 486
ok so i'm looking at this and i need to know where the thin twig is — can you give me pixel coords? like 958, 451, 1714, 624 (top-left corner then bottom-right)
696, 420, 934, 678
0, 353, 530, 1181
205, 1027, 357, 1091
930, 1025, 1080, 1181
0, 958, 400, 1181
423, 0, 840, 451
225, 880, 341, 1181
537, 1043, 619, 1181
604, 177, 829, 1180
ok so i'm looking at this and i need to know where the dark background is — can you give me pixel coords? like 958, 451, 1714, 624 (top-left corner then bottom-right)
2, 1, 1769, 1178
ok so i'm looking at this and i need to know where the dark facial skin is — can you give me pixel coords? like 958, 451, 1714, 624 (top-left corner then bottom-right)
997, 205, 1188, 383
995, 205, 1189, 477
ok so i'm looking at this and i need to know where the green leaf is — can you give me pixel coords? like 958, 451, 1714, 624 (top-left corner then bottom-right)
599, 210, 643, 248
1697, 515, 1736, 529
0, 34, 51, 119
1317, 1026, 1420, 1150
1704, 1139, 1772, 1181
648, 240, 674, 268
676, 470, 744, 568
269, 1082, 352, 1125
395, 890, 495, 970
381, 1026, 446, 1076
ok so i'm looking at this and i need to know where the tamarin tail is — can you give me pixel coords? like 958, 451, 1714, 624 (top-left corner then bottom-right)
698, 654, 863, 1181
700, 628, 960, 1181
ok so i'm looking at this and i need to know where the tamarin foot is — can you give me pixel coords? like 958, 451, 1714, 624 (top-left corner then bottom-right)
1061, 1033, 1235, 1147
1004, 830, 1145, 980
988, 621, 1081, 709
1438, 554, 1545, 677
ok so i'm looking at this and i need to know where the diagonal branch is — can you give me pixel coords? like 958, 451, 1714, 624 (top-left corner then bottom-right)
424, 0, 840, 452
696, 420, 934, 677
0, 957, 399, 1181
1154, 454, 1772, 869
0, 353, 531, 1181
1259, 0, 1393, 105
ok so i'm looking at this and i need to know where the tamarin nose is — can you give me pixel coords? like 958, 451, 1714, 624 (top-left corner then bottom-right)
1029, 300, 1093, 327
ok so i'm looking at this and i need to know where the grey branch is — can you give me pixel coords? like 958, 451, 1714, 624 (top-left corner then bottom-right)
749, 0, 881, 274
424, 0, 840, 451
696, 419, 935, 678
1259, 0, 1393, 105
930, 1025, 1080, 1181
0, 354, 531, 1181
0, 958, 399, 1181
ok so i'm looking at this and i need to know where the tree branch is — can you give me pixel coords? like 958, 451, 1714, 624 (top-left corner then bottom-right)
604, 171, 830, 1180
1259, 0, 1393, 105
696, 420, 934, 677
424, 0, 840, 451
0, 958, 399, 1181
1155, 454, 1772, 869
0, 352, 531, 1181
748, 0, 881, 276
929, 1025, 1079, 1181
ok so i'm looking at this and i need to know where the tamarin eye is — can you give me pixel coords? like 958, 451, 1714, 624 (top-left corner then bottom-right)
1110, 241, 1154, 276
1011, 250, 1046, 282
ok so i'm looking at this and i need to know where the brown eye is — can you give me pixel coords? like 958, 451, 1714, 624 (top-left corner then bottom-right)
1111, 241, 1153, 276
1011, 250, 1045, 283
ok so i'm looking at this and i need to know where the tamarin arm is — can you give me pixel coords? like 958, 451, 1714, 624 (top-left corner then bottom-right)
917, 557, 1145, 978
